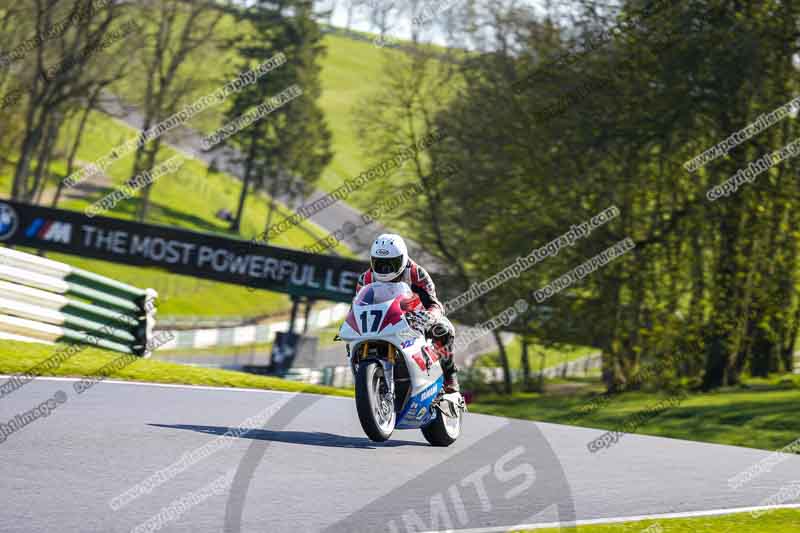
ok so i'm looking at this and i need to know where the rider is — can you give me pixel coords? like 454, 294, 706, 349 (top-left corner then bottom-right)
356, 233, 459, 393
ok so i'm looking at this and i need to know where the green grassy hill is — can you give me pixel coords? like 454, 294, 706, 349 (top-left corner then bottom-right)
0, 7, 522, 323
108, 7, 422, 209
1, 12, 414, 318
1, 110, 349, 317
110, 9, 404, 201
317, 33, 405, 193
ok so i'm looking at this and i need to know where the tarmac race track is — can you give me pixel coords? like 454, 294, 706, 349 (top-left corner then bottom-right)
1, 376, 799, 532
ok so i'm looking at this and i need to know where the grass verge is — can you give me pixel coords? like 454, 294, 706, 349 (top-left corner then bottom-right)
470, 375, 800, 452
0, 340, 353, 397
525, 508, 800, 532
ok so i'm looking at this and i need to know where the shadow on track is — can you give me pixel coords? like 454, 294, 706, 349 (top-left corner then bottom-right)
148, 423, 428, 449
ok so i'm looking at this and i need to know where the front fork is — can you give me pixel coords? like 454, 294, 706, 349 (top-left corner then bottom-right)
379, 345, 396, 400
351, 342, 395, 400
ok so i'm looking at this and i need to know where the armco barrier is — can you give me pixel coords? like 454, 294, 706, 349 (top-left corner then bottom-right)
463, 353, 602, 383
0, 247, 157, 356
155, 303, 350, 351
282, 366, 354, 388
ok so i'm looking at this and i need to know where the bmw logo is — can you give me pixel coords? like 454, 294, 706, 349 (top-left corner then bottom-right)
0, 202, 18, 241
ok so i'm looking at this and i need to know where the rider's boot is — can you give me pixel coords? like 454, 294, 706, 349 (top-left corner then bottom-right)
444, 373, 460, 394
435, 340, 460, 393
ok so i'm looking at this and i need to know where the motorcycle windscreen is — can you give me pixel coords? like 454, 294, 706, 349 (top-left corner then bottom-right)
354, 281, 413, 305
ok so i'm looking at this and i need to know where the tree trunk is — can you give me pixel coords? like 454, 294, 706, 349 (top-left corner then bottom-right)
520, 338, 531, 391
231, 171, 252, 233
492, 331, 512, 394
52, 97, 96, 208
136, 139, 163, 222
231, 133, 259, 233
782, 305, 800, 373
749, 324, 772, 378
538, 348, 546, 392
263, 176, 280, 245
31, 114, 61, 204
12, 118, 45, 200
703, 210, 743, 390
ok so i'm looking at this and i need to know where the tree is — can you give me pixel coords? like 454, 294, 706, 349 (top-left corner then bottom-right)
357, 0, 800, 394
224, 0, 332, 236
365, 0, 400, 38
129, 0, 226, 221
343, 0, 365, 29
6, 0, 132, 202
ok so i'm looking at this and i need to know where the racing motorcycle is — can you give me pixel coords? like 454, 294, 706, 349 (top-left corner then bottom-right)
337, 281, 466, 446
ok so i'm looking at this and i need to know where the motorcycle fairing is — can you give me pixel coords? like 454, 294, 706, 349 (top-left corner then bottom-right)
395, 376, 443, 429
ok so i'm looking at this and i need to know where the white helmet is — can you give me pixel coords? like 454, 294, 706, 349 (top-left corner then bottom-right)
370, 233, 408, 282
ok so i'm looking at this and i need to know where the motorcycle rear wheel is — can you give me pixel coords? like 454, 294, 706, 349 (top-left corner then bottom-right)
355, 360, 395, 442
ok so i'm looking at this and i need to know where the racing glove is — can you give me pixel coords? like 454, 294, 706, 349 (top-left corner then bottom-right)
406, 309, 435, 334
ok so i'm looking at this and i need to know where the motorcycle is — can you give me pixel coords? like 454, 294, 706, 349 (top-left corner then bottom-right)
337, 281, 465, 446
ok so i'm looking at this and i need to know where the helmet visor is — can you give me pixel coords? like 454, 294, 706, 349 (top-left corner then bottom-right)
371, 255, 404, 276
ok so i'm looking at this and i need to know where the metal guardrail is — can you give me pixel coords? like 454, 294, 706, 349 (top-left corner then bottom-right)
282, 366, 354, 388
467, 354, 602, 382
279, 353, 603, 390
0, 247, 157, 356
157, 316, 265, 329
154, 304, 349, 351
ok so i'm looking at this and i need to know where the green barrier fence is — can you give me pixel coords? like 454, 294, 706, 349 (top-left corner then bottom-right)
0, 246, 157, 356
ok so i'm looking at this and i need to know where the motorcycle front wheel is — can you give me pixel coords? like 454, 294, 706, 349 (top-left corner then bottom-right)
355, 360, 396, 442
421, 403, 462, 447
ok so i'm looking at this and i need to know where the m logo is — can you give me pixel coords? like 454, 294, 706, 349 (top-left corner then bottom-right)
0, 202, 18, 241
26, 219, 72, 244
